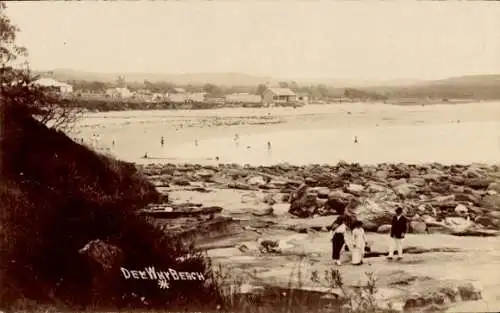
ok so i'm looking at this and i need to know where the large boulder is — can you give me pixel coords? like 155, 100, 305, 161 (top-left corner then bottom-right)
353, 199, 396, 231
345, 183, 364, 196
392, 183, 417, 199
408, 177, 426, 187
487, 181, 500, 193
263, 193, 277, 206
195, 169, 215, 181
464, 178, 493, 189
366, 183, 387, 193
410, 221, 427, 234
463, 166, 485, 178
247, 175, 267, 186
252, 207, 274, 217
312, 187, 331, 199
454, 204, 468, 215
443, 217, 474, 232
173, 177, 191, 186
323, 190, 357, 215
288, 187, 318, 218
481, 194, 500, 210
390, 178, 407, 188
377, 224, 392, 233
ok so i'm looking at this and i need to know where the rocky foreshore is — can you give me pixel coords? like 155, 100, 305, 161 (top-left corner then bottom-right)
138, 162, 500, 237
135, 161, 500, 312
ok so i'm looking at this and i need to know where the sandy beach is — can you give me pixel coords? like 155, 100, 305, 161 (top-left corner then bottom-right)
72, 102, 500, 312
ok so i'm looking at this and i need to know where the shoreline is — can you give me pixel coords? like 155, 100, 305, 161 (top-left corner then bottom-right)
72, 98, 490, 113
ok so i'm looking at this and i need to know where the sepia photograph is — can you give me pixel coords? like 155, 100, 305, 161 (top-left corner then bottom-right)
1, 1, 499, 312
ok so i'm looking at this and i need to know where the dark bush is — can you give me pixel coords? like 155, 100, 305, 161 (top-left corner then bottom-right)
0, 107, 221, 311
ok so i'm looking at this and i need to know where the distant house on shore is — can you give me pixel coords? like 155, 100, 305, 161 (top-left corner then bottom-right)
106, 87, 132, 99
188, 92, 206, 103
152, 93, 166, 102
34, 78, 73, 94
167, 93, 188, 103
296, 93, 309, 105
167, 87, 189, 103
225, 93, 262, 105
132, 89, 153, 101
262, 87, 297, 107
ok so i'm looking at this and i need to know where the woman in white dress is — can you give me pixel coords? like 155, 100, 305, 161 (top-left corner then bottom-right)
351, 220, 368, 265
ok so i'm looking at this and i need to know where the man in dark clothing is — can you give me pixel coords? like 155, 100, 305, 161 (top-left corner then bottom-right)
387, 207, 407, 260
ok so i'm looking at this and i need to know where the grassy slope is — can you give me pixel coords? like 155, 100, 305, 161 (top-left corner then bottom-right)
0, 109, 219, 311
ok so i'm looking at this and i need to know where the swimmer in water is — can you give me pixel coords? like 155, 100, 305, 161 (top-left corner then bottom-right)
247, 145, 251, 150
354, 136, 358, 144
161, 136, 164, 146
267, 141, 272, 151
112, 140, 115, 146
195, 140, 199, 146
143, 152, 148, 159
215, 156, 220, 161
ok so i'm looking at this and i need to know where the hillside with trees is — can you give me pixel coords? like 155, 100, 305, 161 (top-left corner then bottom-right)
362, 75, 500, 100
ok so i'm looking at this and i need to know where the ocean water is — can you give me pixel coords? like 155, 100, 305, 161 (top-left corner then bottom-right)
139, 122, 500, 165
71, 103, 500, 166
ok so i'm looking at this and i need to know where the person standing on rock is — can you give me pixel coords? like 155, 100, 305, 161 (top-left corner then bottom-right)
351, 221, 368, 265
331, 216, 349, 266
388, 207, 408, 261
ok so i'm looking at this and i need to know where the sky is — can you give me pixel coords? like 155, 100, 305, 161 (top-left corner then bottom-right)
5, 1, 500, 81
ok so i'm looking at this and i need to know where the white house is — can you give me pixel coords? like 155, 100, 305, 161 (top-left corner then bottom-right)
296, 93, 309, 105
225, 93, 262, 104
262, 87, 297, 106
188, 92, 206, 102
33, 78, 73, 94
167, 93, 188, 103
152, 93, 166, 102
106, 87, 133, 99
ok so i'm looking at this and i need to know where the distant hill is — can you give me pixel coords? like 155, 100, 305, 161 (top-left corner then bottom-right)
362, 74, 500, 100
298, 77, 423, 88
420, 74, 500, 86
